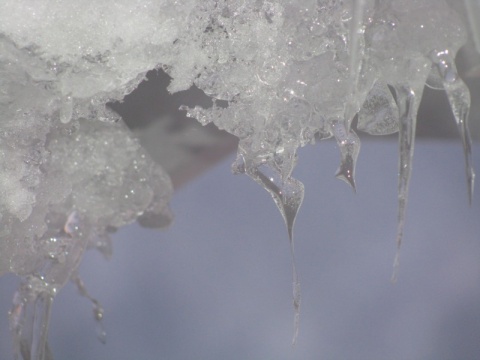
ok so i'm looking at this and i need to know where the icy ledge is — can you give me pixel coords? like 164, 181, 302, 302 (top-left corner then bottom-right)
0, 0, 476, 359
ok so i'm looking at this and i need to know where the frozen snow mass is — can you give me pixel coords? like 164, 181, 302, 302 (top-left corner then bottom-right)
0, 0, 476, 358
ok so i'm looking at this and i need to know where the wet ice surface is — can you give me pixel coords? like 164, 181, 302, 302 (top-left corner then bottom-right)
178, 0, 473, 269
0, 0, 478, 358
2, 140, 480, 360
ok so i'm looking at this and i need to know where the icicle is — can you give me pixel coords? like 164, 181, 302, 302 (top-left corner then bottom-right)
232, 152, 304, 242
345, 0, 369, 131
391, 84, 421, 282
429, 50, 475, 204
464, 0, 480, 53
357, 80, 399, 135
291, 256, 301, 346
330, 119, 360, 192
232, 153, 303, 344
9, 277, 55, 360
445, 78, 476, 204
73, 275, 107, 344
8, 212, 91, 359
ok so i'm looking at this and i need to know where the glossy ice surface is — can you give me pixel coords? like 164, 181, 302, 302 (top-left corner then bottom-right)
0, 1, 478, 359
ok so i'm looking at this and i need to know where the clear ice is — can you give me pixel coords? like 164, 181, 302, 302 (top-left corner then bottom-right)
0, 0, 476, 358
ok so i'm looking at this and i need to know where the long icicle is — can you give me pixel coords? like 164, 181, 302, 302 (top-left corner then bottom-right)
391, 84, 420, 282
345, 0, 368, 132
251, 167, 303, 345
232, 153, 304, 344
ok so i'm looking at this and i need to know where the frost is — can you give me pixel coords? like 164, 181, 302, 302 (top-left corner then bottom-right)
0, 0, 477, 358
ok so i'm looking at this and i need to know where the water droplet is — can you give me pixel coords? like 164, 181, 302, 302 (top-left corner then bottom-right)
60, 95, 73, 124
94, 307, 107, 344
330, 119, 360, 191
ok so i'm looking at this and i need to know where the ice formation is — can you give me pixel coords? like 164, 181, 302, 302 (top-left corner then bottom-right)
0, 0, 476, 359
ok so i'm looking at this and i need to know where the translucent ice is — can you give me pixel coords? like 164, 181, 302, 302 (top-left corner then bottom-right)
181, 0, 472, 275
357, 81, 399, 135
429, 50, 475, 203
0, 3, 175, 358
0, 0, 477, 358
232, 153, 303, 344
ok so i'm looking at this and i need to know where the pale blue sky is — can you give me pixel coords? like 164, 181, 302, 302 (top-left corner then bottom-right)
1, 140, 480, 360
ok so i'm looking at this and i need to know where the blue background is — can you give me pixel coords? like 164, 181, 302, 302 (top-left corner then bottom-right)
1, 140, 480, 360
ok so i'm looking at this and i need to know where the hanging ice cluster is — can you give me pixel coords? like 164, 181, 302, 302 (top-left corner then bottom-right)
179, 0, 474, 339
181, 0, 473, 244
0, 1, 181, 358
0, 0, 475, 359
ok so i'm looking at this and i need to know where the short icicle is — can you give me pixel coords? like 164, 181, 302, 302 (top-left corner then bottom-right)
331, 119, 361, 192
429, 50, 475, 204
441, 60, 475, 204
10, 277, 55, 360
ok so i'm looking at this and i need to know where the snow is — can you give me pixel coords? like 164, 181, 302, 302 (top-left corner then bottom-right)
0, 1, 476, 359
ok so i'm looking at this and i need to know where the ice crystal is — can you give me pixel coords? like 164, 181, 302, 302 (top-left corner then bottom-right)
0, 0, 476, 358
